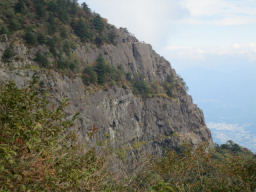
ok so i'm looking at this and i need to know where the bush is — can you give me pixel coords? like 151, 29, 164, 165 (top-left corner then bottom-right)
81, 56, 123, 86
133, 78, 152, 97
163, 82, 174, 97
34, 52, 48, 67
73, 20, 92, 42
57, 58, 69, 69
82, 2, 90, 13
95, 55, 110, 85
0, 80, 108, 191
35, 1, 46, 18
63, 41, 71, 56
93, 15, 104, 33
69, 60, 78, 71
108, 30, 116, 45
57, 58, 78, 71
24, 31, 37, 45
0, 27, 8, 35
95, 36, 103, 47
47, 37, 57, 56
2, 45, 15, 62
82, 66, 98, 85
47, 14, 57, 35
8, 17, 22, 32
15, 0, 25, 14
37, 33, 46, 44
151, 143, 256, 192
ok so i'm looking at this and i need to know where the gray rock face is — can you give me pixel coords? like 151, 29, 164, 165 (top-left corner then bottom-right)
0, 28, 212, 173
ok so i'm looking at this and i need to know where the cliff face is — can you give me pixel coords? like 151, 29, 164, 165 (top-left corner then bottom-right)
0, 28, 212, 173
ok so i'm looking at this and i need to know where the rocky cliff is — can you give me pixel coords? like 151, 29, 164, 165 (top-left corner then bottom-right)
0, 0, 212, 175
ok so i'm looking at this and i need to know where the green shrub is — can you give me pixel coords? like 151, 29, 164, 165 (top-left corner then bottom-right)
63, 41, 71, 56
108, 30, 116, 45
57, 58, 78, 71
82, 2, 90, 13
0, 80, 108, 191
15, 0, 25, 14
37, 33, 46, 44
81, 56, 123, 86
47, 37, 57, 56
95, 36, 103, 47
8, 17, 22, 32
0, 27, 8, 35
93, 14, 105, 33
133, 78, 152, 97
163, 82, 174, 97
1, 45, 15, 62
60, 29, 68, 39
95, 55, 111, 85
151, 143, 256, 192
82, 66, 98, 85
34, 52, 48, 67
47, 14, 57, 35
35, 1, 46, 18
24, 31, 37, 45
57, 58, 69, 69
72, 19, 92, 42
69, 60, 78, 71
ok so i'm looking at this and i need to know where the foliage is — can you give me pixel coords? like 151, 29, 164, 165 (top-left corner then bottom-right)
93, 14, 105, 33
95, 36, 104, 47
95, 55, 109, 85
108, 30, 116, 44
63, 41, 71, 56
72, 19, 92, 42
82, 2, 90, 13
82, 66, 97, 85
82, 55, 125, 86
34, 52, 48, 67
132, 78, 153, 97
0, 27, 8, 35
15, 0, 25, 14
24, 31, 37, 45
35, 0, 46, 18
1, 45, 15, 63
57, 57, 78, 71
0, 0, 118, 74
47, 37, 57, 56
149, 143, 256, 192
0, 80, 109, 191
37, 33, 46, 44
8, 17, 23, 32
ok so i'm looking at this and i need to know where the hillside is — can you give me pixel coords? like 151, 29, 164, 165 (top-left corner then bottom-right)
1, 1, 256, 191
0, 0, 212, 160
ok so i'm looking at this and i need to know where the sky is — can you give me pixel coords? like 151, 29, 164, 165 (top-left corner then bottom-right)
79, 0, 256, 152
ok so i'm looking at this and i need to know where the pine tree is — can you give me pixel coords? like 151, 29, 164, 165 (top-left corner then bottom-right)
95, 55, 107, 84
93, 15, 104, 33
15, 0, 25, 14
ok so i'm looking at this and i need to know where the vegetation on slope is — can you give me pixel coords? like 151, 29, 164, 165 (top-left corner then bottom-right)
125, 143, 256, 192
0, 0, 188, 99
82, 55, 187, 98
0, 0, 117, 71
0, 79, 112, 191
0, 79, 255, 192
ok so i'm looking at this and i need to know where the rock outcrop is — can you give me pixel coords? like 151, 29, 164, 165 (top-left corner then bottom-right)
0, 28, 212, 174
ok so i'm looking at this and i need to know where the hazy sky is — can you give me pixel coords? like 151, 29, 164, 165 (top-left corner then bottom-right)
79, 0, 256, 152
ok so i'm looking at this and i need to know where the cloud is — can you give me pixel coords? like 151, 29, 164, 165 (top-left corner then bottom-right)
207, 122, 256, 152
181, 0, 256, 25
82, 0, 188, 46
80, 0, 256, 55
164, 43, 256, 61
